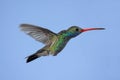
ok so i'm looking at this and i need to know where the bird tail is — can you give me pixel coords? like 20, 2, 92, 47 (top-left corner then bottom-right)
26, 49, 49, 63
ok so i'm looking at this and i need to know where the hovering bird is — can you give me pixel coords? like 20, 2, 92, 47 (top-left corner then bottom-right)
20, 24, 105, 63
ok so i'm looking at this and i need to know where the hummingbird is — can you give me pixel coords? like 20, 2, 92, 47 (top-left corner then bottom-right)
20, 24, 105, 63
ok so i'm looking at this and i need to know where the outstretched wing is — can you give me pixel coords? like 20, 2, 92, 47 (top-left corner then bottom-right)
20, 24, 57, 44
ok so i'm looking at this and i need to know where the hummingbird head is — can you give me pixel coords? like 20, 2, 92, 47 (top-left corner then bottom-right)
67, 26, 105, 38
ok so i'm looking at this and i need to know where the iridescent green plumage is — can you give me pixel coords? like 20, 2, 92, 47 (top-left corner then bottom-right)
20, 24, 105, 63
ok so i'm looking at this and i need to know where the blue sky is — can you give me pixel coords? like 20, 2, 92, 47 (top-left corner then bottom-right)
0, 0, 120, 80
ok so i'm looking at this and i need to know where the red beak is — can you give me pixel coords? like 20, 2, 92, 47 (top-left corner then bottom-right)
81, 28, 105, 32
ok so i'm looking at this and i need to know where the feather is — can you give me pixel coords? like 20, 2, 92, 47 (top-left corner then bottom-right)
20, 24, 57, 44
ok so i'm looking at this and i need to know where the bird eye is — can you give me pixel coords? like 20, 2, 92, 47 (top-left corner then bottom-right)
76, 28, 79, 31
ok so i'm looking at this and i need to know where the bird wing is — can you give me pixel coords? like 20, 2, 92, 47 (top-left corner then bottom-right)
20, 24, 57, 45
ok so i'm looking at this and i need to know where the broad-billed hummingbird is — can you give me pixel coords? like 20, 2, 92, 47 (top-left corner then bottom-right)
20, 24, 105, 63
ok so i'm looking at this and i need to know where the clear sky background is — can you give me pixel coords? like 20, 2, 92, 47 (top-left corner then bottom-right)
0, 0, 120, 80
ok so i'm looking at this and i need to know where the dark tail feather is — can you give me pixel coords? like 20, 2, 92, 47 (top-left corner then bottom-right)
26, 54, 39, 63
26, 48, 49, 63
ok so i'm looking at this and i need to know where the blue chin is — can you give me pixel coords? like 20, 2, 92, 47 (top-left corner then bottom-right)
68, 32, 80, 38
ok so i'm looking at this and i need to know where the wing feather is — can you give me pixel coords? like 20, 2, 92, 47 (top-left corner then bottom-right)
20, 24, 57, 44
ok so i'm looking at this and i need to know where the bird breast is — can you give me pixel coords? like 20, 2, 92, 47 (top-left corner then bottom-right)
49, 35, 70, 56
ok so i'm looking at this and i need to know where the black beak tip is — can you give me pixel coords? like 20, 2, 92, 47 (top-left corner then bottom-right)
99, 28, 105, 30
